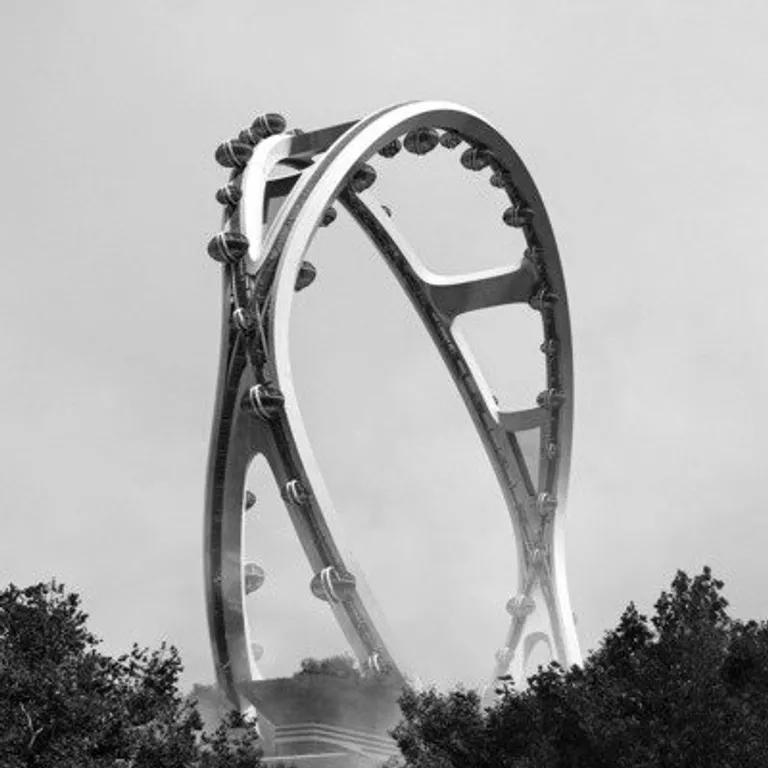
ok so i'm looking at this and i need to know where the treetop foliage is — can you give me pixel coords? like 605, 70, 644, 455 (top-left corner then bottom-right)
4, 569, 767, 767
389, 567, 768, 768
294, 654, 362, 680
0, 580, 262, 768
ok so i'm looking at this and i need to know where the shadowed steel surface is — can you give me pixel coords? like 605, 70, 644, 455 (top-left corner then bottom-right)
205, 101, 581, 716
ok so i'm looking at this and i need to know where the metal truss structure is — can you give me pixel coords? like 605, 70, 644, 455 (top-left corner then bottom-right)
204, 101, 581, 710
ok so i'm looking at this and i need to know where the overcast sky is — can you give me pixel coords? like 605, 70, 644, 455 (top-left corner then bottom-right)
1, 1, 766, 692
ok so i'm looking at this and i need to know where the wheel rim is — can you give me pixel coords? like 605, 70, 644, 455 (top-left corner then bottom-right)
205, 101, 581, 708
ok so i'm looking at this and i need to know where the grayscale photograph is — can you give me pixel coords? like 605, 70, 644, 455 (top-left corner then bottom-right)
1, 3, 766, 766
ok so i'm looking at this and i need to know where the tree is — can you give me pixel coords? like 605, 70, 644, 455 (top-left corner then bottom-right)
294, 654, 362, 680
390, 567, 768, 768
0, 580, 263, 767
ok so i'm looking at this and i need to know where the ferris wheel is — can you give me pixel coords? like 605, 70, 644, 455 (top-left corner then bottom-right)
204, 101, 581, 710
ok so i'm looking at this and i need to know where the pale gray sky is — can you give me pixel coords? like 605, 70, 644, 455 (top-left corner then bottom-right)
1, 1, 767, 691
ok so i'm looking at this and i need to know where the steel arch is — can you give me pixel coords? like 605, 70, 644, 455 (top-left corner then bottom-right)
205, 101, 581, 709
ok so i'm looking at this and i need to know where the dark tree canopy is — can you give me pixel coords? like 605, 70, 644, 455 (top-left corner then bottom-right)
6, 571, 767, 767
390, 568, 768, 768
0, 580, 262, 768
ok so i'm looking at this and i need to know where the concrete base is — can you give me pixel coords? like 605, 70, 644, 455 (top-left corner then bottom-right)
262, 753, 382, 768
240, 675, 402, 764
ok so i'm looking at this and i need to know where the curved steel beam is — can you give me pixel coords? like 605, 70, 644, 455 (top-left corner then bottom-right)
205, 101, 581, 709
